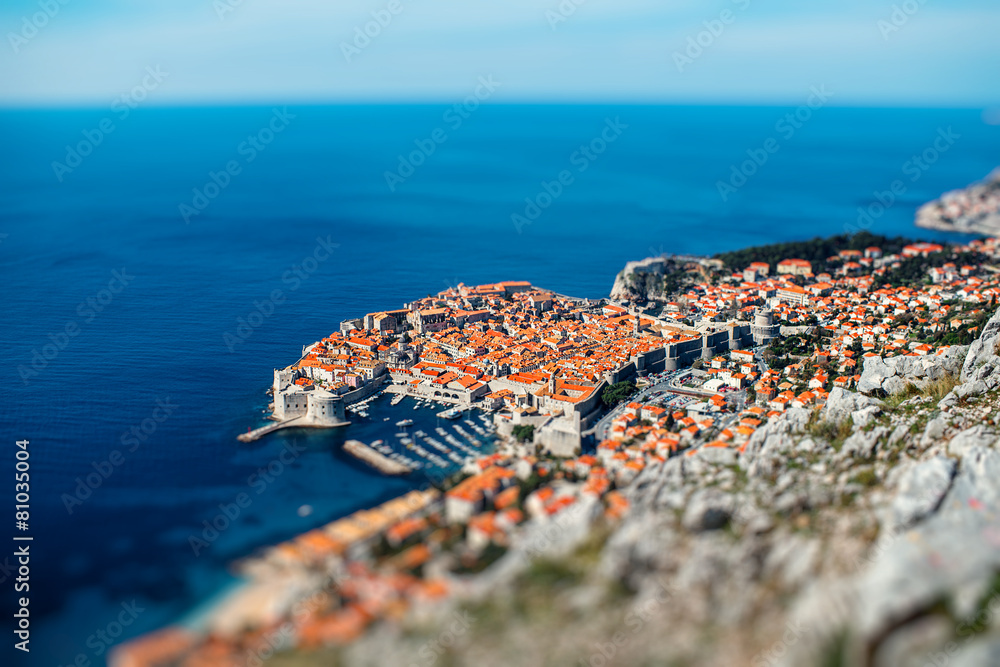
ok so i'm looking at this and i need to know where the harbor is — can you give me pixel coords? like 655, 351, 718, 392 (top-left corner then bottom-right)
341, 394, 497, 477
248, 384, 500, 480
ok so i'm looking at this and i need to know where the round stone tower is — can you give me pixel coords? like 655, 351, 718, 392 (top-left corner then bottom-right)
752, 308, 780, 346
701, 334, 715, 361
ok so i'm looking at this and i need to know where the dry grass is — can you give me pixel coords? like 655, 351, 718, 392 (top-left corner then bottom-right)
808, 415, 854, 451
922, 374, 959, 402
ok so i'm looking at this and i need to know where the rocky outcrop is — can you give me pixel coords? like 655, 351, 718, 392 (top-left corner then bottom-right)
610, 256, 670, 301
681, 488, 734, 532
933, 309, 1000, 411
879, 456, 955, 533
824, 386, 884, 424
857, 347, 967, 396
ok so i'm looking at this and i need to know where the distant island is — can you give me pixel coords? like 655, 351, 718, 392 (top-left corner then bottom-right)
916, 168, 1000, 235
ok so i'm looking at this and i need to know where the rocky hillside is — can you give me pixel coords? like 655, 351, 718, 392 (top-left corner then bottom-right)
323, 308, 1000, 667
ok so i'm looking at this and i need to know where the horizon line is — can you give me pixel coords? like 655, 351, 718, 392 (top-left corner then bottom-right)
1, 99, 999, 113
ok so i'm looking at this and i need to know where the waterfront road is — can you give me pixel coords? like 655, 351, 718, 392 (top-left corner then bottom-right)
591, 370, 687, 443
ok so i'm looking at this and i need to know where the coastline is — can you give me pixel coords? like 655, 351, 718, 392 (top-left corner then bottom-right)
914, 168, 1000, 236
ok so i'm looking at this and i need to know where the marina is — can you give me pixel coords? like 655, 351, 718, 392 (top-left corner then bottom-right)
330, 389, 498, 478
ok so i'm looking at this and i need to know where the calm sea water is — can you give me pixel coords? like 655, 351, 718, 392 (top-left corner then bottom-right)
2, 104, 998, 665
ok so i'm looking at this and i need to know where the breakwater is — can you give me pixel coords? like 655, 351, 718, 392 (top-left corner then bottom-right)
238, 416, 350, 443
343, 440, 413, 475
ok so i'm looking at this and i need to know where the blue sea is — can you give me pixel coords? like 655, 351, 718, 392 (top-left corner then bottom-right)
2, 104, 998, 665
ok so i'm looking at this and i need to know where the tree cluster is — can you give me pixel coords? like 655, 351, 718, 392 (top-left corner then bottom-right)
602, 380, 637, 408
715, 232, 912, 275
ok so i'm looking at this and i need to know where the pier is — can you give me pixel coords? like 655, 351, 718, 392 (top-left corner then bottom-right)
238, 417, 350, 443
343, 440, 413, 475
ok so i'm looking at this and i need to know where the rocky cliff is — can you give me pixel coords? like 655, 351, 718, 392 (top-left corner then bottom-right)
337, 308, 1000, 667
610, 256, 670, 301
609, 255, 698, 302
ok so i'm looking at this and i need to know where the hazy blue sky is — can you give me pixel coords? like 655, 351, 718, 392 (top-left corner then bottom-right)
1, 0, 998, 106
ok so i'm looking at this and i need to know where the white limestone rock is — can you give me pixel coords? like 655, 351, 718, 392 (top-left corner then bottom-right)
682, 488, 734, 532
860, 347, 967, 397
858, 356, 896, 395
962, 306, 1000, 382
841, 426, 889, 460
851, 405, 881, 429
946, 424, 998, 458
880, 456, 955, 533
880, 374, 910, 397
952, 638, 1000, 667
824, 387, 883, 425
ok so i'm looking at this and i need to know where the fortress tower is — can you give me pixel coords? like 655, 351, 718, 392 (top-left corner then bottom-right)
752, 309, 780, 346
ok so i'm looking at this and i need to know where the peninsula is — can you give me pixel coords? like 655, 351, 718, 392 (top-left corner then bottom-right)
916, 168, 1000, 235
